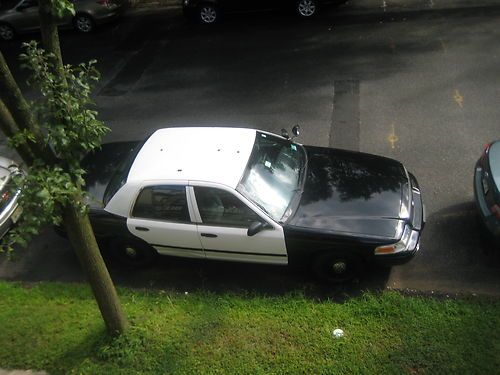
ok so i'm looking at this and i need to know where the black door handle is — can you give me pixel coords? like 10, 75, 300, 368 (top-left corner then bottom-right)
201, 233, 218, 238
135, 226, 150, 232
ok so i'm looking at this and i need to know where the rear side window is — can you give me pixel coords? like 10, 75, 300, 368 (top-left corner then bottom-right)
132, 185, 190, 223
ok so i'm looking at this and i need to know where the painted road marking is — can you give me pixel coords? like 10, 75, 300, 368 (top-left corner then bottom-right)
439, 38, 447, 53
453, 89, 464, 108
330, 80, 360, 150
388, 123, 399, 149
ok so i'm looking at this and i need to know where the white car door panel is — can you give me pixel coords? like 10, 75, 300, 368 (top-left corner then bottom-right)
126, 184, 204, 259
197, 224, 287, 265
190, 184, 288, 265
128, 218, 204, 259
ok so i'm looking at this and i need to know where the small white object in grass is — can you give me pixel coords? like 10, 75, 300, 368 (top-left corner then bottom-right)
333, 328, 344, 338
184, 291, 189, 295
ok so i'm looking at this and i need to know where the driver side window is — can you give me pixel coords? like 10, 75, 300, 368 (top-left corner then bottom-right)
194, 187, 261, 227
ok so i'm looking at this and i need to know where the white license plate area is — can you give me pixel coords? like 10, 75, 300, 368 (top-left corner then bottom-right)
11, 206, 22, 224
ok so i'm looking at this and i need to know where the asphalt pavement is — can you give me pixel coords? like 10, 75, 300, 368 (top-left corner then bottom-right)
0, 0, 500, 300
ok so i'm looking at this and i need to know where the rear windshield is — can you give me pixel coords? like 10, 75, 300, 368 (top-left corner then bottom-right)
103, 140, 145, 205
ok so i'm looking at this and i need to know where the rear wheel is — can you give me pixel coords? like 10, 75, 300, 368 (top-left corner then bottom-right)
198, 4, 219, 24
0, 23, 15, 41
73, 14, 95, 33
312, 251, 362, 283
296, 0, 318, 17
110, 238, 157, 267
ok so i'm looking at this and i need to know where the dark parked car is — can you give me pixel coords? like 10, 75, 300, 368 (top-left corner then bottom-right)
82, 127, 425, 282
474, 141, 500, 241
0, 156, 22, 239
0, 0, 123, 41
183, 0, 333, 24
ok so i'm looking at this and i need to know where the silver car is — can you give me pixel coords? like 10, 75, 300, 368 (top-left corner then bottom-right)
0, 156, 22, 239
0, 0, 123, 40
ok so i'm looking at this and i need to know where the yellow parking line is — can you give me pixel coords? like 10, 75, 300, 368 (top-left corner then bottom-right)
453, 89, 464, 108
388, 123, 399, 149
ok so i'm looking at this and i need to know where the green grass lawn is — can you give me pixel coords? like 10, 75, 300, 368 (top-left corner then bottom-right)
0, 281, 499, 375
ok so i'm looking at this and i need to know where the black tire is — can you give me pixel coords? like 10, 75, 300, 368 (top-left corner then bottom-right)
0, 23, 15, 41
73, 14, 95, 33
312, 251, 362, 283
109, 238, 157, 267
198, 4, 220, 24
296, 0, 318, 17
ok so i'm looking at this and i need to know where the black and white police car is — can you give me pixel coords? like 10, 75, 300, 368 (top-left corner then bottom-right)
82, 126, 425, 282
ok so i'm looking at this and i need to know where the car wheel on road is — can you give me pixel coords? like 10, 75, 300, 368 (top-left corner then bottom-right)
312, 251, 362, 283
73, 14, 95, 33
110, 238, 158, 267
296, 0, 318, 17
0, 23, 15, 41
198, 4, 219, 24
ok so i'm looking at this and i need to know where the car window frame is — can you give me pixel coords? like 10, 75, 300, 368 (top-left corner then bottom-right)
188, 181, 277, 229
129, 183, 195, 224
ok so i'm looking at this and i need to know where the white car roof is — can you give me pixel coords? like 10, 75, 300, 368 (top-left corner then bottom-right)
127, 127, 257, 189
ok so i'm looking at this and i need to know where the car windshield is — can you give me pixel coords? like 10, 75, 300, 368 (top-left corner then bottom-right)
237, 132, 306, 221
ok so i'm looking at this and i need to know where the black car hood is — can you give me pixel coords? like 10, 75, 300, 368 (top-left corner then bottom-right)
287, 146, 410, 240
82, 141, 140, 209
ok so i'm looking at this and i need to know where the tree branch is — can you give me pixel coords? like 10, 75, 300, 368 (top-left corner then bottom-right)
0, 51, 55, 164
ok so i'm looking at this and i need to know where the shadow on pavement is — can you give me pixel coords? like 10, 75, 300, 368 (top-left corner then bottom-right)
0, 227, 392, 301
390, 201, 500, 295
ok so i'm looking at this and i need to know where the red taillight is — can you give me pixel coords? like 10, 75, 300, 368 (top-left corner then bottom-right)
482, 143, 491, 157
491, 204, 500, 220
1, 191, 10, 202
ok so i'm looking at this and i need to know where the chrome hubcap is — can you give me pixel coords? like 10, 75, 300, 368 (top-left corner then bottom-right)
0, 25, 14, 40
76, 17, 92, 32
298, 0, 316, 16
332, 261, 347, 274
200, 7, 217, 23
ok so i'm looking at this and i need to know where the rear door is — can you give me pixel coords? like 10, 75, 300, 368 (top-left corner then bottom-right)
190, 184, 288, 265
127, 184, 205, 259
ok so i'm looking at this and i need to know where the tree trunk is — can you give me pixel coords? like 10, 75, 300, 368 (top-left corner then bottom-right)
62, 198, 128, 336
38, 0, 64, 75
0, 99, 34, 165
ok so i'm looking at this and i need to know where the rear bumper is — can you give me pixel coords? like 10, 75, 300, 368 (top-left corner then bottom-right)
0, 197, 21, 239
182, 4, 197, 18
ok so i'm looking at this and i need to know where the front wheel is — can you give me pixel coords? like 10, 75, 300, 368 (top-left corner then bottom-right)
296, 0, 318, 17
198, 4, 220, 24
73, 14, 95, 33
0, 23, 15, 41
109, 238, 158, 267
312, 251, 362, 283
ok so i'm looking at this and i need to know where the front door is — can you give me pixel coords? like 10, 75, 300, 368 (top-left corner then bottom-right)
191, 185, 287, 265
14, 0, 40, 31
127, 184, 205, 259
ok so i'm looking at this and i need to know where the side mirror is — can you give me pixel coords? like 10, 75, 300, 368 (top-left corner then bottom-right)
247, 221, 268, 237
292, 124, 300, 138
281, 128, 289, 139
